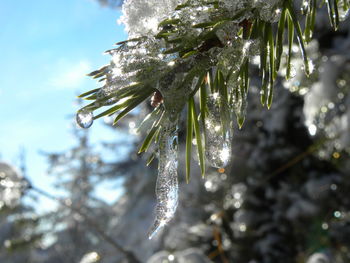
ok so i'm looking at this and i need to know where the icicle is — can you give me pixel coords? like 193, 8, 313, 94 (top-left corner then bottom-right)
76, 109, 93, 129
148, 115, 179, 239
229, 76, 248, 129
235, 96, 247, 128
204, 93, 233, 169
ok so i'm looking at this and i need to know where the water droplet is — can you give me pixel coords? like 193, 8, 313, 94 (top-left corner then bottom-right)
148, 116, 179, 239
302, 60, 314, 76
76, 109, 93, 129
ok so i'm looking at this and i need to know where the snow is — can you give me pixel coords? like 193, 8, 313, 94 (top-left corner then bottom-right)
119, 0, 181, 37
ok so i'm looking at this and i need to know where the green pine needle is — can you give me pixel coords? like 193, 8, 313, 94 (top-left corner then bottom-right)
190, 97, 206, 178
185, 101, 194, 183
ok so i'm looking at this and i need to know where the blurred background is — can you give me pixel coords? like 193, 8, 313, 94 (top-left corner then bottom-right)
1, 0, 350, 263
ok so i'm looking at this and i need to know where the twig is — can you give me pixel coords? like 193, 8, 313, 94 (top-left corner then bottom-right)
269, 135, 335, 178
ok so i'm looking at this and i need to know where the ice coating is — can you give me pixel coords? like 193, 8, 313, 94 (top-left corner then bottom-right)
227, 73, 248, 128
148, 115, 179, 239
204, 93, 233, 168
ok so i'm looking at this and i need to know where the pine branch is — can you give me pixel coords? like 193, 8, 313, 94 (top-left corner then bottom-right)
77, 0, 350, 181
74, 0, 350, 238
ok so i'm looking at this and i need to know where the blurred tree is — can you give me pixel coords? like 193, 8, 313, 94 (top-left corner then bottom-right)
37, 126, 131, 263
0, 162, 41, 263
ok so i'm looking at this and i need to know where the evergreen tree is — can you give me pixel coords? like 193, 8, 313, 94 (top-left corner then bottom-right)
39, 126, 116, 263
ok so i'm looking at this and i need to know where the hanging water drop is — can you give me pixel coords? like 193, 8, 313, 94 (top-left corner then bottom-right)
76, 109, 93, 129
204, 93, 232, 169
302, 60, 314, 76
148, 115, 179, 239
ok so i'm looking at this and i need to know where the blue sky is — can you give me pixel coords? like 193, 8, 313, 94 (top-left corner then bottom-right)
0, 0, 129, 207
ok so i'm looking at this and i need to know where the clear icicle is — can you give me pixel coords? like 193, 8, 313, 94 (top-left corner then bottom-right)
148, 115, 179, 239
204, 93, 233, 169
235, 92, 248, 128
229, 79, 248, 129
